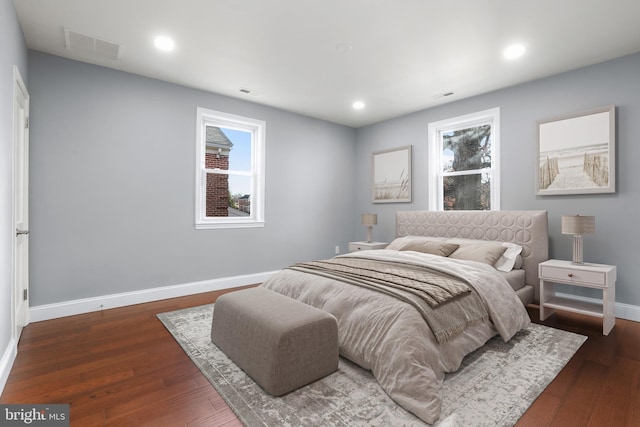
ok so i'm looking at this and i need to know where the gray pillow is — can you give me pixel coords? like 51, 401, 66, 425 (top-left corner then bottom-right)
399, 241, 460, 257
449, 243, 507, 266
386, 236, 447, 250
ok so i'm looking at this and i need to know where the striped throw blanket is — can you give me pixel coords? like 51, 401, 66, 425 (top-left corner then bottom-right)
287, 256, 489, 343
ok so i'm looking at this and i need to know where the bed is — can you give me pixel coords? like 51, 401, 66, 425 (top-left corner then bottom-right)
261, 210, 549, 424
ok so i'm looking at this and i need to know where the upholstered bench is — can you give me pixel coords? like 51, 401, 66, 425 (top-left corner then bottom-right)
211, 287, 339, 396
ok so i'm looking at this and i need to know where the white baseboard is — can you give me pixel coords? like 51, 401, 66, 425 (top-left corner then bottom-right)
556, 292, 640, 322
616, 302, 640, 322
29, 271, 278, 323
0, 338, 18, 397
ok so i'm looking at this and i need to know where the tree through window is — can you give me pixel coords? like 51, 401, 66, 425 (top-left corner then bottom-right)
428, 108, 500, 211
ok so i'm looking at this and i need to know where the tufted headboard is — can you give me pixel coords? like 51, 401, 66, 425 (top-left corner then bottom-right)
396, 210, 549, 304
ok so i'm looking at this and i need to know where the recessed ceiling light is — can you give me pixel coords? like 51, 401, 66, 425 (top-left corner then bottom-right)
154, 35, 175, 52
503, 43, 525, 60
352, 101, 365, 110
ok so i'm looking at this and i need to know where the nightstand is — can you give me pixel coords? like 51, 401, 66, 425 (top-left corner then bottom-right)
539, 259, 617, 335
348, 241, 388, 252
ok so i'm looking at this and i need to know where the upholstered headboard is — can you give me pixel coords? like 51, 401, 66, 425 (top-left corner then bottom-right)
396, 210, 549, 304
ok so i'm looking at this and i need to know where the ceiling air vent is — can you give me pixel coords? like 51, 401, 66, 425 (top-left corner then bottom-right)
64, 28, 123, 60
239, 87, 263, 96
431, 91, 455, 100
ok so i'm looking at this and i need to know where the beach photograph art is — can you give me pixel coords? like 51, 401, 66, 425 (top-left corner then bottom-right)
537, 106, 615, 195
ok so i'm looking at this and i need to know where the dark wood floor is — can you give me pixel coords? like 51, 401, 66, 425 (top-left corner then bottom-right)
518, 306, 640, 427
1, 289, 639, 426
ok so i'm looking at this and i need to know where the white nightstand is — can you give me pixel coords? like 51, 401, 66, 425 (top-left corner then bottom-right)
348, 241, 388, 252
539, 259, 617, 335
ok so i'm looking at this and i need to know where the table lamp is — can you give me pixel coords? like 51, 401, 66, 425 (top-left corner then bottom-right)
361, 214, 378, 243
561, 215, 595, 265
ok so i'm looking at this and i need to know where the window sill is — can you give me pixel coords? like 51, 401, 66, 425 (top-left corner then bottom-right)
195, 220, 265, 230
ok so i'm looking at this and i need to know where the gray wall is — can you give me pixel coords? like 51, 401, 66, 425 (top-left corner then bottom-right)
0, 0, 28, 368
355, 52, 640, 307
21, 45, 640, 311
28, 52, 356, 306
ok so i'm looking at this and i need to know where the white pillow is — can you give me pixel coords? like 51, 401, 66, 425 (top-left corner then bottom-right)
494, 242, 523, 272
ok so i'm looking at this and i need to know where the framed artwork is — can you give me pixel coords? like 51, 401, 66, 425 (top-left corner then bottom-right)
372, 145, 411, 203
536, 105, 615, 195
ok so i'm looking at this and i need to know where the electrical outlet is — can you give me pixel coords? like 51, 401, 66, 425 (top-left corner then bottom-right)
335, 245, 340, 255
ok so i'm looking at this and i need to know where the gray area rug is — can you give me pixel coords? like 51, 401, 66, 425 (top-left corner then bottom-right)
158, 304, 586, 427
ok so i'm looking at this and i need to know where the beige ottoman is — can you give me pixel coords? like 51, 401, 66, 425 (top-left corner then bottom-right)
211, 287, 339, 396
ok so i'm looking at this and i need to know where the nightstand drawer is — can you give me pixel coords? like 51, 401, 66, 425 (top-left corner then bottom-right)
348, 242, 388, 251
540, 266, 605, 286
349, 243, 366, 251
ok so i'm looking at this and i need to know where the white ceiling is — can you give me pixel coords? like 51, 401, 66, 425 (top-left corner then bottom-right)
13, 0, 640, 128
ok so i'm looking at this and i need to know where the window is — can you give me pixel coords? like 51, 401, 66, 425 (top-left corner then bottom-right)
428, 108, 500, 210
195, 108, 265, 229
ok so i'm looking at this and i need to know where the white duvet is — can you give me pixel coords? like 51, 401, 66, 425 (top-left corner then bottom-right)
261, 249, 531, 424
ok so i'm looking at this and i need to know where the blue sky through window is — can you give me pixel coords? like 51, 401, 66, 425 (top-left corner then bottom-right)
220, 127, 252, 196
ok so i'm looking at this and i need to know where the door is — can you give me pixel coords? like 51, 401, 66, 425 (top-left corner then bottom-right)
13, 66, 29, 341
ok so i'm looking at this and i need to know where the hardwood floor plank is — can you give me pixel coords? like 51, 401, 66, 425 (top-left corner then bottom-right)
108, 395, 222, 427
3, 350, 145, 398
520, 307, 640, 427
619, 319, 640, 362
70, 378, 167, 420
540, 362, 580, 399
129, 347, 200, 380
105, 378, 218, 425
187, 407, 244, 427
588, 357, 640, 427
515, 393, 560, 426
548, 361, 606, 426
102, 370, 200, 420
630, 373, 640, 427
72, 410, 107, 427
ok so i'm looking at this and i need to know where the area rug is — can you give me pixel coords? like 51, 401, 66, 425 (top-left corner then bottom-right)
157, 304, 586, 427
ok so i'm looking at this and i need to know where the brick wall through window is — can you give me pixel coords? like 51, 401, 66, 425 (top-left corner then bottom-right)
205, 153, 229, 217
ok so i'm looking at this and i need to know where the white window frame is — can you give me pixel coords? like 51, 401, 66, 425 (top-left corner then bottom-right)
195, 107, 266, 229
428, 108, 500, 211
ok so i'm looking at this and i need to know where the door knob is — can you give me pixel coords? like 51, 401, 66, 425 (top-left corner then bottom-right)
16, 228, 30, 236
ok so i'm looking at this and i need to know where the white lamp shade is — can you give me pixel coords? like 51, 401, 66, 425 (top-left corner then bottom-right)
361, 213, 378, 226
561, 215, 595, 235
